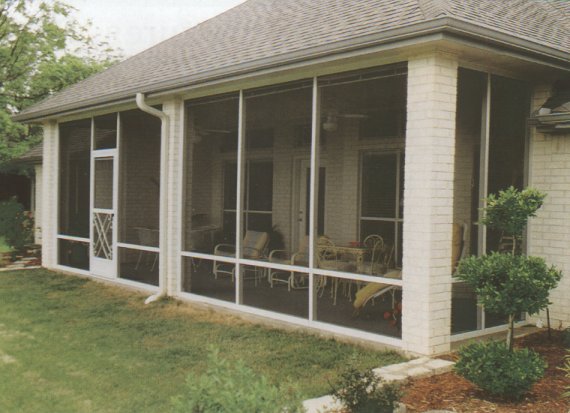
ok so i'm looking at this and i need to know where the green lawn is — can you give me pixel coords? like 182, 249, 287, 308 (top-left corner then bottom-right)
0, 269, 404, 413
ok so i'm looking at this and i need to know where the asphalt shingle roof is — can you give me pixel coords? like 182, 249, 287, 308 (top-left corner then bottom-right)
16, 0, 570, 122
16, 142, 43, 164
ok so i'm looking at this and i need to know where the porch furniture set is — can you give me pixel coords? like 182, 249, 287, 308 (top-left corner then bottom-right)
211, 231, 402, 310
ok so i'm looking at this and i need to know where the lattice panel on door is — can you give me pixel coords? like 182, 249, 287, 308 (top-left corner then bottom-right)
94, 212, 113, 259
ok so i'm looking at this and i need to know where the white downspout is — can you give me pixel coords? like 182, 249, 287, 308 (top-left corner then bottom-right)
136, 93, 169, 304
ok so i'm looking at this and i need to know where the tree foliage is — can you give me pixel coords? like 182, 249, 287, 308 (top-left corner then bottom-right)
457, 253, 561, 319
0, 0, 120, 165
482, 187, 546, 241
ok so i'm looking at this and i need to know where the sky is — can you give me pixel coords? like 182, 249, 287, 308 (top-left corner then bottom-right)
64, 0, 247, 57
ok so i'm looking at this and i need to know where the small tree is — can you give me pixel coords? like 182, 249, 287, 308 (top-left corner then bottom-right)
456, 187, 562, 350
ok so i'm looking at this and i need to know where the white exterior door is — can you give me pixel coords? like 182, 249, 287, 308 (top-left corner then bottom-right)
91, 152, 117, 277
296, 159, 326, 248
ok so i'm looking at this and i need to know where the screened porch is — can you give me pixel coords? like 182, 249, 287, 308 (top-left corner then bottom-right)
181, 65, 407, 339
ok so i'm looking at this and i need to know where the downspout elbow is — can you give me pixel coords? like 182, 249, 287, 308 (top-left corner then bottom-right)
135, 93, 169, 304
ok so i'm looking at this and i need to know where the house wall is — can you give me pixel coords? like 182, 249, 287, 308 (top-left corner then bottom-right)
528, 82, 570, 328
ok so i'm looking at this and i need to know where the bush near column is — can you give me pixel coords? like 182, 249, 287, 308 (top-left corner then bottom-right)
455, 341, 546, 400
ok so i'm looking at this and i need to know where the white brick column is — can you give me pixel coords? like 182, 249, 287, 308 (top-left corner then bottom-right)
162, 98, 185, 296
41, 121, 59, 269
402, 52, 458, 355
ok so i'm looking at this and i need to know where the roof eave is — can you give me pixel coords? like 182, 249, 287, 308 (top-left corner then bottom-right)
14, 16, 570, 123
534, 112, 570, 124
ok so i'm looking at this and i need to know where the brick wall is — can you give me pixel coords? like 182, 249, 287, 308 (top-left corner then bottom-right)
402, 52, 458, 355
528, 83, 570, 328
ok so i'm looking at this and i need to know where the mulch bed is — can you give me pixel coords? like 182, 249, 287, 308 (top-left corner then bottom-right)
401, 330, 569, 413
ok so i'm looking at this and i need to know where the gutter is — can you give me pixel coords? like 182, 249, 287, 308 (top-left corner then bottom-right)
135, 93, 169, 304
13, 16, 570, 123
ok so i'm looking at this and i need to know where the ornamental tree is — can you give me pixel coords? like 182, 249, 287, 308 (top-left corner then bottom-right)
456, 187, 562, 350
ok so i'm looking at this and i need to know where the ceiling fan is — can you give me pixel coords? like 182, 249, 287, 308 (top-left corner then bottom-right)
189, 127, 233, 143
322, 110, 368, 132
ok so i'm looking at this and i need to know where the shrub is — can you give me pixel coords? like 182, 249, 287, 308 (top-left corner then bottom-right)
0, 197, 33, 251
330, 364, 401, 413
455, 341, 546, 400
171, 348, 302, 413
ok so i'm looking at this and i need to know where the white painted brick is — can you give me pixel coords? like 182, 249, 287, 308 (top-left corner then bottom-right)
41, 122, 58, 269
402, 52, 458, 356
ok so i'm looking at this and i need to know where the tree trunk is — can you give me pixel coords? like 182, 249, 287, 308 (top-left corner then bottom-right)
547, 307, 552, 340
506, 314, 515, 351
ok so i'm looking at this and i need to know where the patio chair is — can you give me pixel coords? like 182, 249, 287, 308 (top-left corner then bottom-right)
134, 227, 159, 271
316, 237, 357, 305
353, 269, 402, 315
360, 234, 385, 275
268, 235, 332, 290
213, 230, 269, 282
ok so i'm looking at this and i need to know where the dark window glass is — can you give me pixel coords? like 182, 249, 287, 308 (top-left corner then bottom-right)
248, 161, 273, 211
361, 154, 397, 219
223, 163, 237, 210
58, 239, 89, 270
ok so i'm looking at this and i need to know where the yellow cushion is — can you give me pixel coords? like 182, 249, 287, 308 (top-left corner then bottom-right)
243, 231, 268, 258
353, 270, 401, 310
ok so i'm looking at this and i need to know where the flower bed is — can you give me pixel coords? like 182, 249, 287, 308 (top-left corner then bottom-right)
401, 330, 570, 412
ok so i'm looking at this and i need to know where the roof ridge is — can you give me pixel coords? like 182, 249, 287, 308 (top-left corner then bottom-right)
417, 0, 451, 19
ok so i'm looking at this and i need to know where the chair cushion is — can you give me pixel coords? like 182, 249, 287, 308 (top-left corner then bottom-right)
243, 231, 268, 258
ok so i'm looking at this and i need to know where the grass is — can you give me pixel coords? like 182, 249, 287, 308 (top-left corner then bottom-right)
0, 269, 404, 413
0, 236, 11, 253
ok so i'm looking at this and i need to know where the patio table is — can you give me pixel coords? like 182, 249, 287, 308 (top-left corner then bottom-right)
317, 244, 367, 273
